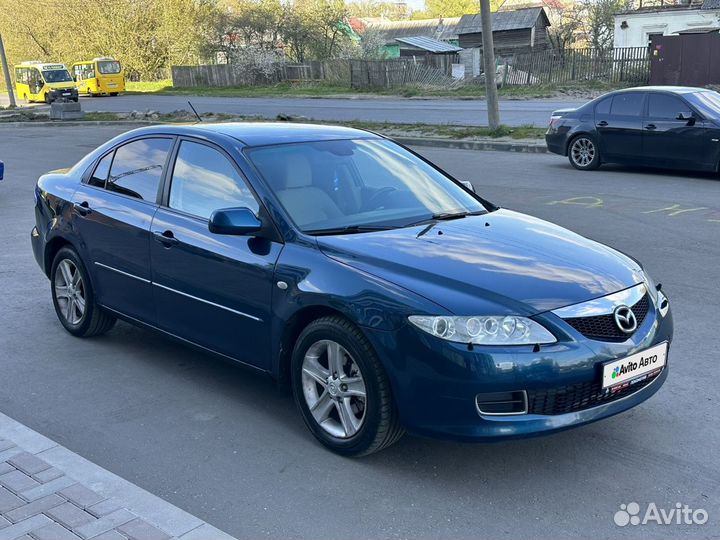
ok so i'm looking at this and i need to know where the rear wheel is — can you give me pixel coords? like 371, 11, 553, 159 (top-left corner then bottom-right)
568, 135, 600, 170
44, 93, 51, 104
110, 92, 119, 96
291, 316, 404, 456
50, 246, 116, 337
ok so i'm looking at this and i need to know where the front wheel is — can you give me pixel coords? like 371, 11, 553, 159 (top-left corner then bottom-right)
50, 246, 116, 337
291, 316, 404, 456
568, 135, 601, 170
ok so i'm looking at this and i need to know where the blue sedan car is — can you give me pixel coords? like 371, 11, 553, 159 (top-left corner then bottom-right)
31, 123, 673, 456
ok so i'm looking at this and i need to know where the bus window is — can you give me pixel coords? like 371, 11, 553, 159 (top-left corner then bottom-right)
97, 60, 121, 74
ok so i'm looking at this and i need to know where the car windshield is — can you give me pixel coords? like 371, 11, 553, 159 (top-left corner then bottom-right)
246, 138, 486, 234
685, 90, 720, 119
97, 60, 121, 74
42, 69, 72, 83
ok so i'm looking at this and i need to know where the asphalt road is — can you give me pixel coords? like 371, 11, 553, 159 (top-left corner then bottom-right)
1, 125, 718, 539
1, 94, 585, 126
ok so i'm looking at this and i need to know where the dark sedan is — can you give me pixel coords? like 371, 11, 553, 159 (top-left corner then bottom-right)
31, 123, 672, 456
546, 86, 720, 171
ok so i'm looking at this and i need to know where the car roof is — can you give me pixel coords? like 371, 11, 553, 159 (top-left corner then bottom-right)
130, 122, 381, 147
618, 85, 709, 94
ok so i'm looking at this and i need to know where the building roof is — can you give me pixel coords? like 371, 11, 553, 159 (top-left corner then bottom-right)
364, 18, 460, 44
394, 36, 463, 52
456, 7, 549, 35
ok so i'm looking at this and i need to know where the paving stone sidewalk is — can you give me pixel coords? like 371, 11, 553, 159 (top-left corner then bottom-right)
0, 413, 235, 540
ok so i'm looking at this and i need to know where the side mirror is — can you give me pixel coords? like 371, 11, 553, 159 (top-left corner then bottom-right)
0, 160, 4, 181
208, 207, 262, 236
461, 180, 475, 192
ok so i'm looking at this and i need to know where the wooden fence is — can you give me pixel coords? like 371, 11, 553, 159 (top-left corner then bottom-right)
499, 47, 650, 86
350, 56, 461, 89
171, 47, 649, 89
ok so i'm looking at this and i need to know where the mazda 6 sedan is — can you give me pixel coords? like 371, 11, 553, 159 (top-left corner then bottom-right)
31, 123, 673, 456
546, 86, 720, 172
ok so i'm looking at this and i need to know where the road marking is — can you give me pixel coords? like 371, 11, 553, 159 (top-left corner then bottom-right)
642, 204, 708, 217
547, 196, 604, 208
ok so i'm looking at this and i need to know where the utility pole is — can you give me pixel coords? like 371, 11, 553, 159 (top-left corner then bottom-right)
479, 0, 499, 129
0, 33, 16, 108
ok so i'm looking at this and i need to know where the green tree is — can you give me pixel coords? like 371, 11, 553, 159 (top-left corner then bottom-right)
581, 0, 630, 49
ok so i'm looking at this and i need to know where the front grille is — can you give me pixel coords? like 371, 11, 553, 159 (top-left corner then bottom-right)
564, 294, 650, 342
527, 368, 661, 415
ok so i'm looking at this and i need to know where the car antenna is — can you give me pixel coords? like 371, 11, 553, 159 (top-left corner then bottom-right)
187, 101, 202, 123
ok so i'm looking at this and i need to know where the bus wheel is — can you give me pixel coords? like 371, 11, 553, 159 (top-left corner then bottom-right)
44, 93, 51, 104
23, 94, 29, 104
110, 92, 118, 97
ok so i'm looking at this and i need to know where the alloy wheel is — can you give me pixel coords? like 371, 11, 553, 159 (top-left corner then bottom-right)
54, 259, 86, 325
301, 339, 367, 438
570, 137, 596, 168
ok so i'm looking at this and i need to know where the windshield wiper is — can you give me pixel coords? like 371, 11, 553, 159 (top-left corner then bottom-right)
305, 224, 396, 236
407, 210, 486, 229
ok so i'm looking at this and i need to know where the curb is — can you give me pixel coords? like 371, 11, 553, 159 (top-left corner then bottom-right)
0, 120, 548, 153
394, 136, 547, 153
0, 411, 236, 540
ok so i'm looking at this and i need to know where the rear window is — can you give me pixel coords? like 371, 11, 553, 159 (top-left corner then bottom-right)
610, 93, 645, 116
107, 138, 172, 202
97, 61, 121, 74
595, 97, 612, 115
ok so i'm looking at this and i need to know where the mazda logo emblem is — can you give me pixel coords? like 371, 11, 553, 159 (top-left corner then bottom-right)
613, 305, 637, 334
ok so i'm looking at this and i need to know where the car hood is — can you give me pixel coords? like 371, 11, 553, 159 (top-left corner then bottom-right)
317, 209, 642, 315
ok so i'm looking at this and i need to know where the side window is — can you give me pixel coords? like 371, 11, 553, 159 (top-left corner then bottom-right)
610, 93, 645, 116
89, 152, 114, 188
595, 97, 612, 115
107, 138, 172, 202
169, 141, 259, 219
648, 94, 687, 120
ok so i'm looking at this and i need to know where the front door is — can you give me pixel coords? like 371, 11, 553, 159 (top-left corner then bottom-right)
71, 137, 174, 324
595, 92, 646, 161
150, 139, 282, 369
642, 92, 715, 169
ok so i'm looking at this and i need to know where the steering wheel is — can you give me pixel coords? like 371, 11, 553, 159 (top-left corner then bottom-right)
361, 187, 397, 212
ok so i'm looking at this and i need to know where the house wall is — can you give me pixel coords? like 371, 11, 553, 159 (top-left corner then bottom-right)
458, 26, 549, 54
614, 9, 720, 48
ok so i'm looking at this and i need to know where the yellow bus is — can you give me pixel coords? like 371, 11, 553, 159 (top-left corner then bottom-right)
71, 58, 125, 96
14, 61, 78, 104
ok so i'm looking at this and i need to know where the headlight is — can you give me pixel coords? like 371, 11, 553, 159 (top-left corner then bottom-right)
641, 270, 658, 304
408, 315, 557, 345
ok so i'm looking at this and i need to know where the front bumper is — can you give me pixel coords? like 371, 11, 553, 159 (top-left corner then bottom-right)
48, 88, 78, 102
364, 302, 673, 442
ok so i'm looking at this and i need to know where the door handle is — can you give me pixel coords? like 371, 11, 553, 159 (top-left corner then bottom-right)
73, 201, 91, 216
645, 124, 657, 130
153, 230, 179, 247
597, 121, 608, 127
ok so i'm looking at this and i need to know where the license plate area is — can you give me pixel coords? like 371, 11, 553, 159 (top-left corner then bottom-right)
602, 342, 667, 390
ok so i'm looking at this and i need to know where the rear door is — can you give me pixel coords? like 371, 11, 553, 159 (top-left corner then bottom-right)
71, 136, 174, 323
150, 138, 283, 369
595, 92, 646, 161
643, 92, 714, 168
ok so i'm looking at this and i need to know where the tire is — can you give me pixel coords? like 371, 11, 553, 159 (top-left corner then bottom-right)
110, 92, 119, 96
23, 94, 29, 105
44, 93, 51, 104
568, 134, 601, 170
50, 246, 116, 337
291, 315, 404, 456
